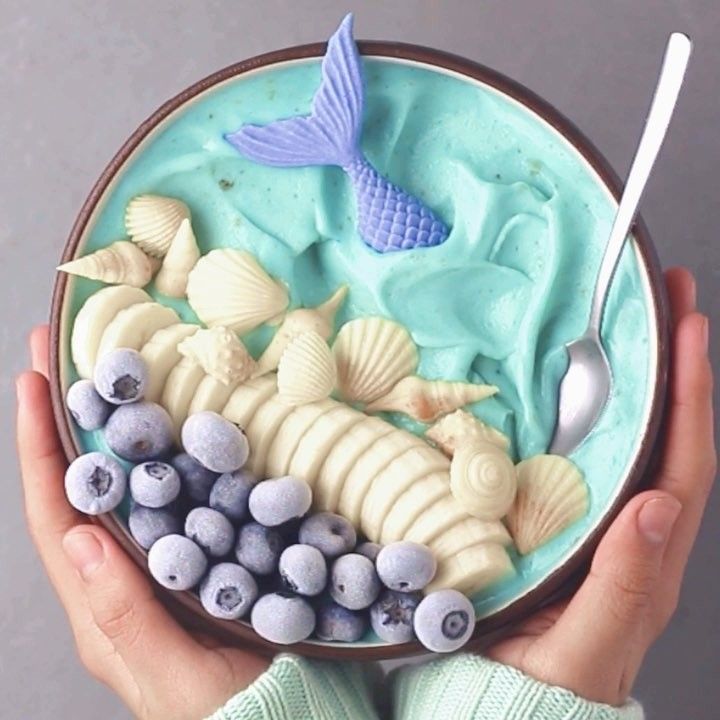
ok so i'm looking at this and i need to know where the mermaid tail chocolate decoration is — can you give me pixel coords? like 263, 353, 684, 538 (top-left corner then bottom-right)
225, 14, 450, 253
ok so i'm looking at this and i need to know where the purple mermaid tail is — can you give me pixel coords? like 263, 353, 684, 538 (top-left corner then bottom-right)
225, 14, 450, 253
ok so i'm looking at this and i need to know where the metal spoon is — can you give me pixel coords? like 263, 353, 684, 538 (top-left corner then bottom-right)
549, 32, 692, 456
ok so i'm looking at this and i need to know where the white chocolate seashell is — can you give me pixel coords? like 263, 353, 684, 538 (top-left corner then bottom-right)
254, 286, 348, 376
277, 331, 336, 406
125, 194, 190, 258
426, 409, 510, 455
154, 219, 200, 298
333, 317, 417, 404
186, 249, 289, 334
178, 326, 256, 386
506, 454, 588, 555
450, 441, 517, 521
58, 241, 159, 288
366, 376, 498, 423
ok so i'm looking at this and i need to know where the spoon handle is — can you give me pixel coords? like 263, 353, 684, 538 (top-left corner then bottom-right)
587, 32, 692, 335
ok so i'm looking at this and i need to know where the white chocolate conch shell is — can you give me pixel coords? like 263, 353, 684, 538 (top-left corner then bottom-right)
450, 441, 517, 521
506, 454, 588, 555
154, 219, 200, 298
277, 331, 336, 406
186, 249, 289, 334
254, 286, 348, 376
178, 326, 256, 386
333, 317, 417, 404
58, 241, 159, 288
366, 376, 498, 423
426, 409, 510, 455
125, 194, 190, 258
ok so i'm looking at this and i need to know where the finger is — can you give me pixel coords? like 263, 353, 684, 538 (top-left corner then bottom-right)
664, 267, 696, 326
30, 325, 51, 378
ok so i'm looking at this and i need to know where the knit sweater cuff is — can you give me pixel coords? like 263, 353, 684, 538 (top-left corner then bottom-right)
205, 654, 379, 720
393, 654, 644, 720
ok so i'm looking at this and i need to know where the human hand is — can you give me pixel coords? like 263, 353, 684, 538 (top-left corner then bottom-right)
487, 267, 716, 705
17, 326, 269, 720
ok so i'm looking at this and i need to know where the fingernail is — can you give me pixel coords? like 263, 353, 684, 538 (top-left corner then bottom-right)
63, 531, 105, 580
638, 497, 682, 545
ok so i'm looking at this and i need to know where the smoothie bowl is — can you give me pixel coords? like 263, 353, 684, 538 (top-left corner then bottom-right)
49, 16, 668, 660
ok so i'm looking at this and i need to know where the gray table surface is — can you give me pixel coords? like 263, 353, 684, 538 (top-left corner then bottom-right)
1, 1, 718, 718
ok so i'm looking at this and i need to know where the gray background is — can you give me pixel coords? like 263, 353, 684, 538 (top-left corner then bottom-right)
1, 1, 718, 718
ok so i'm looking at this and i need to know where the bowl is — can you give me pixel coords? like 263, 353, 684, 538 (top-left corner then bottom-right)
49, 38, 669, 660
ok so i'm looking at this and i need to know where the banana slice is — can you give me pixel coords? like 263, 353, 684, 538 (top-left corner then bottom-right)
360, 445, 449, 542
245, 394, 297, 477
161, 356, 206, 435
429, 519, 512, 561
71, 285, 151, 378
98, 302, 179, 359
222, 375, 277, 427
426, 543, 514, 595
140, 323, 199, 402
338, 430, 425, 528
189, 375, 242, 415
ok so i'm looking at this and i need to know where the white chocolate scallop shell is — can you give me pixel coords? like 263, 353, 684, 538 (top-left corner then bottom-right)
154, 219, 200, 298
125, 194, 190, 258
333, 317, 418, 404
366, 376, 498, 423
450, 441, 517, 521
426, 409, 510, 455
178, 326, 256, 386
277, 331, 336, 406
506, 454, 588, 555
58, 241, 159, 288
186, 249, 289, 334
139, 323, 199, 402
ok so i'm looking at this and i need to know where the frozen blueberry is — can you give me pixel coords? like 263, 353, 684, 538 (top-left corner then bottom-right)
209, 469, 256, 522
104, 401, 174, 462
355, 542, 382, 563
93, 348, 148, 405
66, 379, 112, 431
148, 534, 208, 590
129, 461, 180, 508
64, 452, 127, 515
315, 599, 367, 642
376, 541, 437, 592
199, 562, 258, 620
128, 503, 181, 549
250, 592, 316, 644
298, 513, 356, 558
413, 589, 476, 652
279, 544, 327, 597
370, 590, 421, 644
330, 553, 381, 610
248, 476, 312, 527
171, 453, 218, 505
235, 522, 284, 575
181, 411, 249, 473
185, 507, 235, 558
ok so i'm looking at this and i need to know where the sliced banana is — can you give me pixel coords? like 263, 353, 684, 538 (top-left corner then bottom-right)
189, 375, 242, 415
245, 394, 297, 477
222, 375, 277, 427
426, 543, 514, 595
71, 285, 151, 378
140, 323, 199, 402
429, 519, 512, 561
98, 301, 179, 359
161, 356, 206, 435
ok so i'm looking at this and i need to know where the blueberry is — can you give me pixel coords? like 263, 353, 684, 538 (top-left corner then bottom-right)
148, 534, 208, 590
248, 476, 312, 527
315, 599, 367, 642
209, 469, 256, 522
279, 544, 327, 597
128, 503, 181, 549
185, 507, 235, 558
298, 513, 356, 558
250, 592, 315, 644
199, 562, 258, 620
129, 461, 180, 508
413, 589, 476, 652
330, 553, 381, 610
171, 453, 218, 505
376, 541, 436, 592
181, 411, 249, 473
93, 348, 148, 404
66, 380, 112, 431
64, 452, 127, 515
355, 542, 382, 563
370, 590, 421, 644
235, 522, 284, 575
104, 401, 174, 462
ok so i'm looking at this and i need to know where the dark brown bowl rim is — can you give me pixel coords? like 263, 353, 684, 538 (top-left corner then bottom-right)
49, 38, 669, 662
